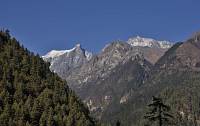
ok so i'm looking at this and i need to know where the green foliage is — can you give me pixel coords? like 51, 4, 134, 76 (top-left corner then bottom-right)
144, 96, 173, 126
0, 30, 95, 126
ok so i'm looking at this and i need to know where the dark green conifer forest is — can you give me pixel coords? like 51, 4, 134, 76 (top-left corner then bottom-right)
0, 30, 95, 126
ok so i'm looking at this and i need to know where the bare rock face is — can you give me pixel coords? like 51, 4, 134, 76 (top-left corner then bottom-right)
127, 36, 173, 64
131, 46, 169, 64
43, 42, 142, 91
64, 41, 153, 119
42, 44, 92, 78
66, 42, 142, 89
65, 37, 173, 90
155, 34, 200, 71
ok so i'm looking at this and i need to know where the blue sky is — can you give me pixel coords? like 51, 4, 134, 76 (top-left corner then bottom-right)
0, 0, 200, 55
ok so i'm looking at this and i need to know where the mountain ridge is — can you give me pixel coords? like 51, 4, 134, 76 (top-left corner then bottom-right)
43, 36, 174, 71
127, 36, 173, 49
105, 34, 200, 126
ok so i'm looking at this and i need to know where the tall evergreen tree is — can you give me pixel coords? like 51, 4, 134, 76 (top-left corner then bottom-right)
144, 96, 173, 126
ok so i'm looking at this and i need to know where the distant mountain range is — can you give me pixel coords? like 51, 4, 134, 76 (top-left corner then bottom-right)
43, 36, 173, 77
42, 36, 176, 124
42, 33, 200, 126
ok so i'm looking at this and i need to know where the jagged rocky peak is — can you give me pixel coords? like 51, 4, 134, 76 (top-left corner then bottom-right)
155, 33, 200, 70
74, 43, 83, 51
127, 36, 173, 49
75, 43, 93, 60
98, 41, 139, 66
42, 43, 93, 78
42, 48, 75, 60
43, 43, 93, 61
101, 41, 132, 54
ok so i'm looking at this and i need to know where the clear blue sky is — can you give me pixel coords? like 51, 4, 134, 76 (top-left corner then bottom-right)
1, 0, 200, 55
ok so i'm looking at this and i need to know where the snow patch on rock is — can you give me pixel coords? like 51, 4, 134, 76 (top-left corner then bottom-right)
127, 36, 173, 49
42, 48, 75, 59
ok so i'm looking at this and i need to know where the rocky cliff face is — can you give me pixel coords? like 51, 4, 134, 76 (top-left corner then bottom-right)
155, 36, 200, 71
66, 42, 140, 89
43, 36, 173, 80
42, 44, 92, 78
64, 42, 153, 119
127, 36, 173, 64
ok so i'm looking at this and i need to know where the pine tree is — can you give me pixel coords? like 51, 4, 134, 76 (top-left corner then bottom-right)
144, 96, 173, 126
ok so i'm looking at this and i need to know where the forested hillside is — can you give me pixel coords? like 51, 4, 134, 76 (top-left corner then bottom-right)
0, 30, 96, 126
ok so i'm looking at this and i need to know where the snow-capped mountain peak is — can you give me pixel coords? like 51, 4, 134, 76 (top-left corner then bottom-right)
42, 48, 75, 59
127, 36, 173, 49
42, 44, 93, 77
42, 43, 87, 60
